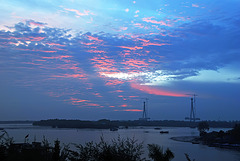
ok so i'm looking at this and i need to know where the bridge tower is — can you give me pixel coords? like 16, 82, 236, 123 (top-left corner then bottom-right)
185, 94, 200, 123
139, 98, 150, 121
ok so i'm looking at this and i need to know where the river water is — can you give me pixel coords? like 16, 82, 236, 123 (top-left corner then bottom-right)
1, 124, 239, 161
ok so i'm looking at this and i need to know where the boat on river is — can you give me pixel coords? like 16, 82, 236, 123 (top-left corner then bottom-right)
160, 131, 169, 134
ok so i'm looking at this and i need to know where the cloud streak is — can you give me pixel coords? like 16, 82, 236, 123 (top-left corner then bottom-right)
142, 17, 172, 27
131, 83, 187, 97
64, 8, 91, 17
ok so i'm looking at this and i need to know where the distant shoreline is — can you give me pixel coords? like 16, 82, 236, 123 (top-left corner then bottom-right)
0, 121, 34, 124
32, 119, 240, 129
1, 119, 240, 129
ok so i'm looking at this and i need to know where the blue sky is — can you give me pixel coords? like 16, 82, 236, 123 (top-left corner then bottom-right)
0, 0, 239, 121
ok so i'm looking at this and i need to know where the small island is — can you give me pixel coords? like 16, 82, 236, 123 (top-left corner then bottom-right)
172, 122, 240, 150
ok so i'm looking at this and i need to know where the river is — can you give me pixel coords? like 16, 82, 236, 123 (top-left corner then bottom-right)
1, 124, 239, 161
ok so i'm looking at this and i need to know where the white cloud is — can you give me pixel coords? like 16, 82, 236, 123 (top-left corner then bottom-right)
100, 72, 148, 80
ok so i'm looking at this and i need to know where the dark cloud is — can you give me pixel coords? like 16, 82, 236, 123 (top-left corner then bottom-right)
14, 22, 32, 32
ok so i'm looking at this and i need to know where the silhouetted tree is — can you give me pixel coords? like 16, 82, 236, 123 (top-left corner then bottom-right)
52, 139, 60, 161
148, 144, 174, 161
68, 136, 144, 161
184, 153, 195, 161
42, 135, 51, 161
198, 121, 209, 136
60, 144, 70, 161
231, 124, 240, 141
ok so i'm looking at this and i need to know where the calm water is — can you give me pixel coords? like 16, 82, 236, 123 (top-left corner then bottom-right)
1, 124, 240, 161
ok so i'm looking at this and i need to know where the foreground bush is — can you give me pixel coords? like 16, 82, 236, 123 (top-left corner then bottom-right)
67, 136, 145, 161
148, 144, 174, 161
0, 131, 175, 161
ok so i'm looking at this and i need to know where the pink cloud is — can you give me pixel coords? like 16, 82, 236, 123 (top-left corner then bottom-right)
54, 63, 82, 71
70, 98, 88, 103
22, 62, 42, 66
114, 109, 142, 112
120, 52, 131, 57
142, 42, 171, 47
69, 98, 100, 107
69, 98, 88, 105
115, 90, 124, 93
122, 59, 149, 69
129, 96, 139, 98
148, 59, 158, 63
0, 36, 21, 40
74, 100, 87, 103
120, 27, 128, 31
125, 8, 129, 12
93, 93, 102, 97
105, 79, 124, 86
118, 95, 127, 100
51, 47, 67, 51
134, 23, 145, 28
0, 36, 45, 41
136, 38, 149, 42
192, 4, 199, 8
85, 103, 100, 107
81, 42, 94, 46
123, 109, 142, 112
45, 42, 66, 47
118, 46, 143, 50
87, 50, 106, 53
48, 92, 63, 98
11, 12, 23, 19
91, 55, 117, 72
87, 35, 103, 42
120, 104, 128, 107
36, 49, 57, 53
42, 55, 72, 59
64, 8, 90, 16
24, 36, 46, 41
28, 21, 45, 27
52, 74, 86, 79
131, 83, 187, 97
17, 48, 57, 53
142, 17, 172, 27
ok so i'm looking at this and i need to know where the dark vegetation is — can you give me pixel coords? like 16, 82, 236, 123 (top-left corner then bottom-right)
184, 153, 195, 161
0, 130, 176, 161
197, 122, 240, 149
32, 119, 240, 129
0, 121, 33, 124
148, 144, 174, 161
197, 121, 209, 136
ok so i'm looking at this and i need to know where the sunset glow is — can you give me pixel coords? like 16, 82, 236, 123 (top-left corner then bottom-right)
0, 0, 239, 121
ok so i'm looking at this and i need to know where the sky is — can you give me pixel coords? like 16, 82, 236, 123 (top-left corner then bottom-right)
0, 0, 239, 121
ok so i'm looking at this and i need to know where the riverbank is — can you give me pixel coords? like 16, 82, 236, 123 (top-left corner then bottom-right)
171, 136, 200, 143
171, 136, 240, 150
